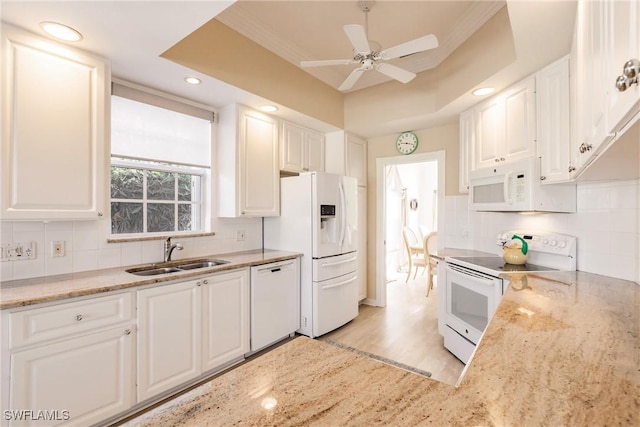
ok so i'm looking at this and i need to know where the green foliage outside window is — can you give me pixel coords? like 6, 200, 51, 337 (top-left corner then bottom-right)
110, 164, 201, 235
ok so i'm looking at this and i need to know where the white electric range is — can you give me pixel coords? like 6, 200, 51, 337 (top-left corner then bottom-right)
438, 231, 577, 364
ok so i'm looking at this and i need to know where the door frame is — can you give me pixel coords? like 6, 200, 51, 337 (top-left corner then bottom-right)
374, 150, 445, 307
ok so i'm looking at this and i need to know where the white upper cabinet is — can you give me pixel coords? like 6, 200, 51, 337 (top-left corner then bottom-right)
571, 0, 640, 173
537, 56, 571, 183
280, 121, 325, 174
325, 131, 368, 187
472, 77, 537, 171
0, 24, 109, 221
605, 0, 640, 133
217, 104, 279, 217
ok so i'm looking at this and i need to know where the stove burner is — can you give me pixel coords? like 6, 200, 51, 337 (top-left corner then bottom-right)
450, 256, 558, 274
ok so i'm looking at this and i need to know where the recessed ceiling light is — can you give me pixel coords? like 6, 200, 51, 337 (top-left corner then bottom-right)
260, 105, 278, 112
472, 87, 495, 96
184, 77, 201, 85
39, 22, 83, 42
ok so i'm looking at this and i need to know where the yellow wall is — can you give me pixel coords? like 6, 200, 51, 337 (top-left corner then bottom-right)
161, 19, 344, 129
364, 121, 459, 300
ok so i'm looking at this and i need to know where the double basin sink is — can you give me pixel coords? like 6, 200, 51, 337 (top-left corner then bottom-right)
126, 258, 229, 276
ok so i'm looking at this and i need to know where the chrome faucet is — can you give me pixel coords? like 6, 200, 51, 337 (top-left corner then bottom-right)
163, 237, 183, 262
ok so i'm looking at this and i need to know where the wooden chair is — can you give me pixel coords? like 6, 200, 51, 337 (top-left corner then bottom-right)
402, 227, 426, 282
424, 232, 438, 296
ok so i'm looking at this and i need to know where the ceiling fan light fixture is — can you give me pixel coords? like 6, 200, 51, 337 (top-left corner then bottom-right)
39, 21, 83, 42
473, 87, 495, 96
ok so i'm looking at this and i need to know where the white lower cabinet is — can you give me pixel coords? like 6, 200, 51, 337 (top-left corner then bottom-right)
202, 269, 250, 371
136, 280, 202, 402
10, 327, 134, 427
3, 292, 135, 427
137, 269, 250, 402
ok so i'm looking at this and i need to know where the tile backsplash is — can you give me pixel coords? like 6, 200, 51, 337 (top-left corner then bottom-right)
0, 217, 262, 282
443, 179, 640, 283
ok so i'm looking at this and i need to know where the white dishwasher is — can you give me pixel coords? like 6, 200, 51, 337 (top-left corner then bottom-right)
250, 258, 300, 352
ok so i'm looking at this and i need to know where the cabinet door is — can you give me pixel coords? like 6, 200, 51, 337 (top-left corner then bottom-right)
346, 134, 367, 186
606, 0, 640, 132
201, 269, 249, 371
581, 0, 609, 153
137, 280, 201, 402
474, 98, 503, 169
239, 107, 280, 216
280, 121, 306, 172
458, 110, 474, 192
305, 130, 326, 172
10, 327, 134, 427
537, 57, 571, 183
503, 78, 537, 163
1, 25, 108, 220
357, 187, 367, 300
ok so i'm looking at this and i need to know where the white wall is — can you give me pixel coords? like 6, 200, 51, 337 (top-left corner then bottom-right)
442, 179, 640, 283
0, 217, 262, 282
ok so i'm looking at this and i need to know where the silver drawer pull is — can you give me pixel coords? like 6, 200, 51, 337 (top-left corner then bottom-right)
75, 314, 83, 321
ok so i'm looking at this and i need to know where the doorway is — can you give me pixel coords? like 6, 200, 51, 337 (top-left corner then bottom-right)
375, 151, 445, 307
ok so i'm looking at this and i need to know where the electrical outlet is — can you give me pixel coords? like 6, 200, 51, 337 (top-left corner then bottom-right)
51, 241, 65, 258
236, 230, 246, 241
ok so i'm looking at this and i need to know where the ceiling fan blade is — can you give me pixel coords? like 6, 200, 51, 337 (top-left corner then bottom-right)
339, 67, 365, 91
375, 63, 416, 84
300, 59, 356, 68
379, 34, 439, 60
343, 24, 371, 54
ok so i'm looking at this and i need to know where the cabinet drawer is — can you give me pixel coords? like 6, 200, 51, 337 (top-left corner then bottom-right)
9, 292, 134, 348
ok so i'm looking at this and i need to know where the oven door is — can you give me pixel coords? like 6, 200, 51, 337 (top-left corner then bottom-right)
444, 263, 503, 344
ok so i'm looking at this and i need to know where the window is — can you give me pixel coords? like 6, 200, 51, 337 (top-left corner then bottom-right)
110, 83, 213, 236
110, 159, 204, 234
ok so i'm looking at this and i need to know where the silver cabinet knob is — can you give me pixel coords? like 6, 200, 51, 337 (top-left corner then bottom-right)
540, 176, 547, 181
202, 279, 209, 285
615, 58, 639, 92
124, 329, 131, 335
568, 165, 576, 173
75, 314, 83, 321
196, 281, 202, 287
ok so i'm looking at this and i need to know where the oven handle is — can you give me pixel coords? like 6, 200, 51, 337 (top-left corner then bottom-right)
446, 263, 498, 285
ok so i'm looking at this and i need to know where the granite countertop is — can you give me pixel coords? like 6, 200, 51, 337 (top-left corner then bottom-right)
122, 270, 640, 426
0, 249, 301, 310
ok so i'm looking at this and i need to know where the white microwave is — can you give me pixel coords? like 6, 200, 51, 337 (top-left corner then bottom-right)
469, 157, 576, 212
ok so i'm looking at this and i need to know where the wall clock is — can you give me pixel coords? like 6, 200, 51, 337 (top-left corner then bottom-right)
396, 131, 419, 155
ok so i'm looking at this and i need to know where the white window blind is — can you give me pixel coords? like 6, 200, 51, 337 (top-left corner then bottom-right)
111, 94, 212, 168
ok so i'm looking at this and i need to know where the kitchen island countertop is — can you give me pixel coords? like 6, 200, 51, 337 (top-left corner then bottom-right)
122, 269, 639, 426
0, 249, 301, 310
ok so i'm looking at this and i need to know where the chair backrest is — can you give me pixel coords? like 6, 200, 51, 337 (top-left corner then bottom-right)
402, 227, 420, 249
424, 232, 438, 255
424, 232, 438, 266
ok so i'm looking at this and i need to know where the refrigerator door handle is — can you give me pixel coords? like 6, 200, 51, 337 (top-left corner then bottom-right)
321, 275, 357, 290
321, 256, 357, 267
339, 181, 347, 248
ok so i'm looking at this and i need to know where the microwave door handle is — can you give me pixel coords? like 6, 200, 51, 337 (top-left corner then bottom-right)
503, 172, 512, 204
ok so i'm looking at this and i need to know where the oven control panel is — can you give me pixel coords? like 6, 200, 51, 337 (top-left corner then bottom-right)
496, 231, 576, 257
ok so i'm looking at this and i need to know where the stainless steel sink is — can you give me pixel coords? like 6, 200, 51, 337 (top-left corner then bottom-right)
126, 258, 230, 276
128, 266, 183, 276
177, 260, 228, 270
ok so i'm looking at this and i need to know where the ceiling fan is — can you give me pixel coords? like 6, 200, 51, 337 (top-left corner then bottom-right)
300, 1, 439, 91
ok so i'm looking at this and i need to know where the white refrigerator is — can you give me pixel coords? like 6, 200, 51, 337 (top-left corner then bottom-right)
264, 172, 358, 337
